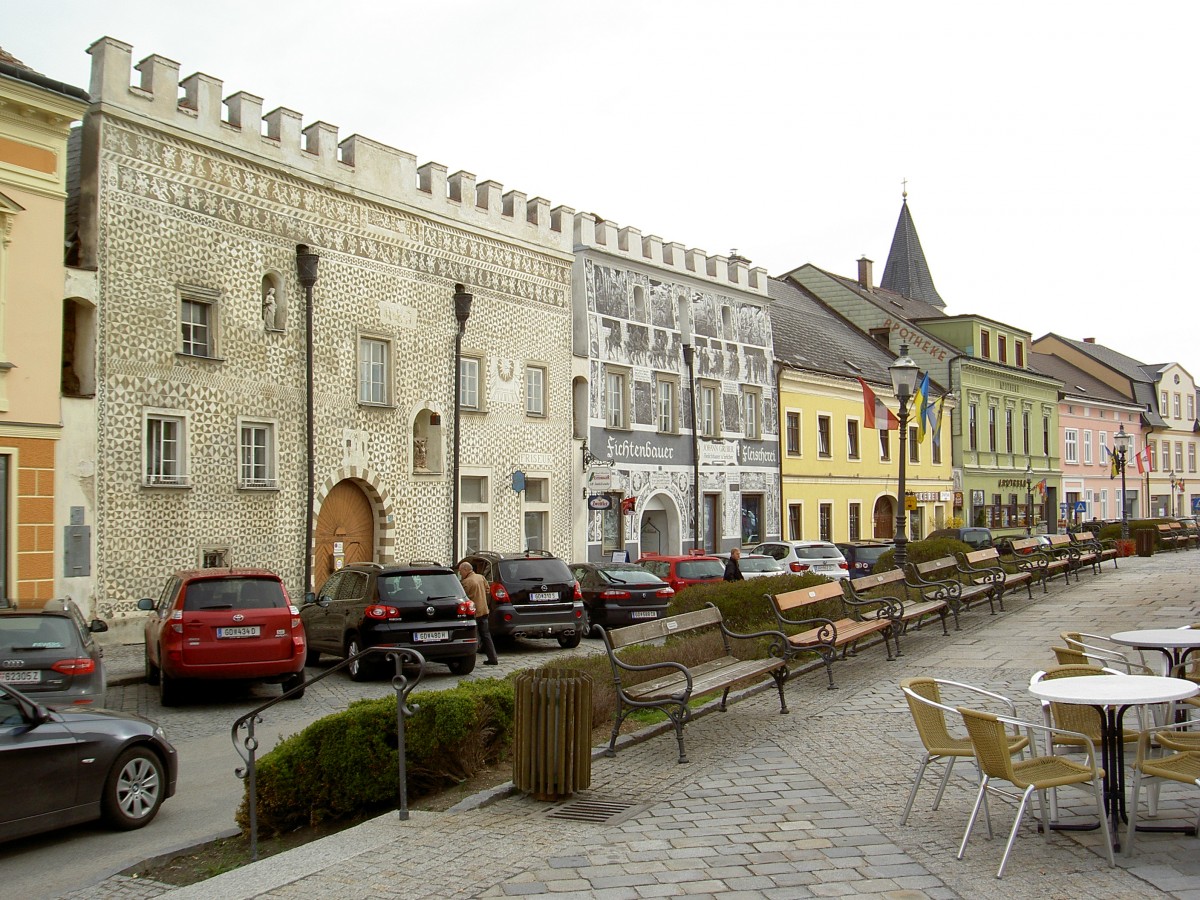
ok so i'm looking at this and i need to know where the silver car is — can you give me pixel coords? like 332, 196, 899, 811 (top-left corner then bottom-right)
714, 552, 786, 580
0, 598, 108, 707
750, 541, 851, 580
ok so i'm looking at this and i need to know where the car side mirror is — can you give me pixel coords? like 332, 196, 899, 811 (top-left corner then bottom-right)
136, 598, 155, 611
89, 619, 109, 633
303, 591, 317, 605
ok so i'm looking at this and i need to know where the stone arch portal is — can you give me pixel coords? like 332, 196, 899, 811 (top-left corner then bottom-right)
313, 472, 393, 589
638, 490, 682, 557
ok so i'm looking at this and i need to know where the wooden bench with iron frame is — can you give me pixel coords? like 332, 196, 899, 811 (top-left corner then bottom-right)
844, 567, 950, 640
904, 556, 997, 623
954, 546, 1034, 609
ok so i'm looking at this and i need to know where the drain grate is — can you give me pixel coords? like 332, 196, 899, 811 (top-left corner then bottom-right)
545, 797, 645, 825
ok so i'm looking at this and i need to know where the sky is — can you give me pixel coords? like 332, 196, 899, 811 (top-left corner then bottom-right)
10, 1, 1199, 371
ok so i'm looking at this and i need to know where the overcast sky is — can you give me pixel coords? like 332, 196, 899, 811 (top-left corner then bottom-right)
11, 1, 1198, 372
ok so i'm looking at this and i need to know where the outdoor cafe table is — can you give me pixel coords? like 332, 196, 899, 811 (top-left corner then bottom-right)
1027, 674, 1199, 852
1110, 628, 1200, 677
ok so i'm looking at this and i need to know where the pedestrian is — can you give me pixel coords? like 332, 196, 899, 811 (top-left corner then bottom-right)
723, 547, 744, 581
458, 561, 498, 665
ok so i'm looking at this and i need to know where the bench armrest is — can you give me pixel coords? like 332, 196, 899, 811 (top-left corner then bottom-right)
607, 654, 693, 691
842, 593, 902, 621
903, 567, 963, 601
718, 621, 790, 659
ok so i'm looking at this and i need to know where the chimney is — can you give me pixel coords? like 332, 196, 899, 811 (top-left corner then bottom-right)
1083, 337, 1096, 343
857, 256, 874, 291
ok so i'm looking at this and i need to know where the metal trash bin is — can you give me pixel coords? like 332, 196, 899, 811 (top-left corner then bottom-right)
513, 666, 592, 801
1135, 529, 1155, 557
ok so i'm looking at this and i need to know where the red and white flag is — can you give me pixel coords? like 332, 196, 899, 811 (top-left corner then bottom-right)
1134, 445, 1152, 475
857, 378, 899, 430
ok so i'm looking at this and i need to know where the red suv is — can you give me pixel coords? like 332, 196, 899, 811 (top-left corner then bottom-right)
138, 569, 307, 705
635, 553, 725, 594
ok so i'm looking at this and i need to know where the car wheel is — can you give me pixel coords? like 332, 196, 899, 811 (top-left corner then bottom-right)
346, 635, 370, 682
557, 630, 582, 649
101, 746, 166, 830
579, 608, 595, 638
144, 646, 160, 686
446, 654, 476, 676
158, 659, 180, 706
305, 648, 321, 666
281, 671, 306, 699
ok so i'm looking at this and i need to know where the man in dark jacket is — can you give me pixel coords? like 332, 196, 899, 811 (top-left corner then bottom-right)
723, 547, 744, 581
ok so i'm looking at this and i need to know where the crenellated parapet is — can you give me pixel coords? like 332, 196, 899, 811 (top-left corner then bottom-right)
573, 212, 769, 297
85, 36, 573, 252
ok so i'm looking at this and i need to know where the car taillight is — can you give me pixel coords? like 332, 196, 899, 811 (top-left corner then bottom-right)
838, 562, 849, 570
52, 658, 96, 675
790, 562, 809, 572
599, 589, 631, 600
458, 599, 476, 617
656, 587, 675, 598
573, 581, 583, 600
492, 583, 510, 602
364, 605, 400, 620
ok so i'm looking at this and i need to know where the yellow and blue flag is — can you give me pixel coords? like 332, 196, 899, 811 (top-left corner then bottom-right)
914, 373, 930, 442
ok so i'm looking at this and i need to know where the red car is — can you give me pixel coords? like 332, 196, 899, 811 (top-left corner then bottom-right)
635, 553, 725, 594
138, 569, 307, 705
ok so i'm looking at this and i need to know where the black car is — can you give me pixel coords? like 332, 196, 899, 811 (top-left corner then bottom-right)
457, 550, 585, 648
835, 541, 894, 577
302, 562, 479, 680
0, 682, 178, 842
569, 562, 675, 634
926, 527, 994, 550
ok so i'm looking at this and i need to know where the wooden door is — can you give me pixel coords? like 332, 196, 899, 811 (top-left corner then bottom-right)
313, 480, 374, 589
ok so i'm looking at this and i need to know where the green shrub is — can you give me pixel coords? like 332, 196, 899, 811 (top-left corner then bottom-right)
667, 573, 825, 631
874, 536, 972, 572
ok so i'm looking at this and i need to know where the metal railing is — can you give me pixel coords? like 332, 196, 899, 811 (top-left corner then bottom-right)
231, 647, 425, 860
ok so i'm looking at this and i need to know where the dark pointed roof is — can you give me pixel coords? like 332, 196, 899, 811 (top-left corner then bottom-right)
880, 199, 945, 309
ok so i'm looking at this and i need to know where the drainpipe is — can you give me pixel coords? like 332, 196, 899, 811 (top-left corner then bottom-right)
683, 343, 700, 551
296, 245, 319, 594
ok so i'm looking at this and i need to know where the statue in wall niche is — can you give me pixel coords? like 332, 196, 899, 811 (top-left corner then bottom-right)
263, 286, 277, 328
413, 438, 429, 472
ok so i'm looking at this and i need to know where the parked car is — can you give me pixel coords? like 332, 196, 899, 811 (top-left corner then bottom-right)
569, 562, 674, 634
713, 552, 786, 580
635, 553, 726, 594
835, 541, 894, 577
750, 541, 851, 580
138, 568, 307, 704
456, 550, 585, 648
0, 682, 178, 842
0, 597, 108, 707
926, 527, 994, 549
303, 562, 479, 680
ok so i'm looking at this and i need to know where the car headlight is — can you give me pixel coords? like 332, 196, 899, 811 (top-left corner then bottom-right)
154, 726, 166, 739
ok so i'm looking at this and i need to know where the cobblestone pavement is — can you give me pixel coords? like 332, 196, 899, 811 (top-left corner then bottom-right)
79, 552, 1200, 899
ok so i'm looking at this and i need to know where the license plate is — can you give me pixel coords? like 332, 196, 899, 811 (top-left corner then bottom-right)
630, 611, 658, 619
217, 626, 261, 638
414, 631, 449, 642
529, 592, 558, 602
0, 670, 41, 684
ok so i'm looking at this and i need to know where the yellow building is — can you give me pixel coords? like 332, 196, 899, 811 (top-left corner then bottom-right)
770, 278, 954, 542
0, 49, 88, 601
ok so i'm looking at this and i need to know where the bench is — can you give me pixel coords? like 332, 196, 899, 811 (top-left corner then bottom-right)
955, 547, 1034, 607
1167, 522, 1197, 550
1156, 523, 1189, 552
1069, 530, 1119, 570
601, 604, 790, 763
767, 582, 897, 690
1004, 537, 1072, 592
845, 568, 950, 642
1046, 532, 1097, 577
905, 556, 997, 622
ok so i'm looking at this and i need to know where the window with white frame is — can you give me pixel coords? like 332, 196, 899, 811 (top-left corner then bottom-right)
787, 503, 802, 540
1083, 430, 1092, 465
656, 375, 678, 434
819, 503, 832, 542
238, 419, 277, 489
741, 387, 761, 440
1100, 489, 1108, 520
1175, 441, 1184, 472
847, 419, 860, 460
848, 502, 861, 540
144, 411, 189, 486
1174, 393, 1181, 419
605, 367, 630, 429
358, 336, 391, 405
525, 365, 546, 417
699, 381, 719, 438
179, 286, 220, 358
1189, 442, 1196, 473
879, 428, 891, 461
817, 415, 832, 458
460, 355, 482, 411
909, 425, 920, 463
1064, 429, 1078, 464
1099, 430, 1109, 462
523, 477, 549, 550
1189, 395, 1195, 421
785, 412, 800, 455
1161, 441, 1170, 472
460, 474, 489, 554
1161, 389, 1169, 414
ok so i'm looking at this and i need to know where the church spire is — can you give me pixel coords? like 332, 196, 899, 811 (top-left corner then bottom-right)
880, 187, 945, 309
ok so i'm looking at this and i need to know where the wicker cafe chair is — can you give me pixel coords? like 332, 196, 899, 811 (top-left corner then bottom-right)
957, 707, 1115, 878
1060, 631, 1157, 676
899, 677, 1029, 826
1052, 645, 1090, 666
1125, 722, 1200, 856
1031, 665, 1143, 757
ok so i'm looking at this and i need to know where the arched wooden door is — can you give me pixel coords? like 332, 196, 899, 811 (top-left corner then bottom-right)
314, 480, 375, 589
873, 496, 895, 539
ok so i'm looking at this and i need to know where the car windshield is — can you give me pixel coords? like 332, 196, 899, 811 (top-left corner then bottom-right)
0, 615, 77, 651
852, 546, 890, 564
599, 567, 662, 585
796, 546, 842, 560
498, 558, 573, 583
677, 560, 724, 579
182, 578, 286, 611
739, 557, 782, 573
377, 572, 465, 602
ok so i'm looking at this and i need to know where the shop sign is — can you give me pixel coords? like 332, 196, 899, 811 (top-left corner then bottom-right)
588, 495, 612, 511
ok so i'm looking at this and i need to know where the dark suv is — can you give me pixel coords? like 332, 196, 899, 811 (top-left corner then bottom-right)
0, 597, 108, 707
457, 551, 585, 649
835, 541, 894, 577
302, 562, 479, 680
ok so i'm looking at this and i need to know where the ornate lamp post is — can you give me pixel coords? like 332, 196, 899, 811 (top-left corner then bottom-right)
1113, 425, 1132, 539
1024, 462, 1034, 536
450, 283, 473, 564
889, 345, 920, 568
1169, 471, 1178, 518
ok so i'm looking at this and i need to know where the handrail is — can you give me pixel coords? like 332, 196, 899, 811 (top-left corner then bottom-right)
231, 646, 426, 861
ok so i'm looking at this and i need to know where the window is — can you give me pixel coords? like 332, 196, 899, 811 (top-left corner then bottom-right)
787, 504, 802, 540
846, 419, 860, 460
1100, 430, 1109, 462
1189, 395, 1195, 421
741, 387, 761, 440
968, 403, 978, 451
819, 503, 832, 542
238, 420, 276, 489
879, 428, 891, 461
741, 494, 763, 544
699, 382, 719, 437
1161, 442, 1170, 472
525, 365, 546, 417
359, 336, 391, 405
1100, 489, 1108, 520
1022, 411, 1030, 454
605, 367, 629, 429
1015, 341, 1024, 367
817, 415, 832, 457
523, 477, 549, 551
144, 411, 188, 486
1176, 441, 1184, 472
461, 475, 488, 504
1043, 415, 1051, 456
460, 474, 489, 554
1083, 430, 1093, 465
460, 355, 482, 411
1174, 393, 1181, 419
1149, 440, 1157, 472
656, 376, 678, 434
461, 514, 487, 554
909, 425, 919, 463
1005, 409, 1013, 452
998, 335, 1007, 363
988, 407, 997, 450
785, 412, 800, 455
601, 492, 624, 553
1064, 429, 1078, 464
980, 329, 990, 358
1189, 443, 1196, 473
1161, 390, 1169, 414
932, 434, 942, 465
848, 502, 861, 541
180, 288, 218, 358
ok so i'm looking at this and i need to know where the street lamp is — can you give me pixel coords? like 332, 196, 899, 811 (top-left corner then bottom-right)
1113, 425, 1132, 539
450, 283, 473, 564
1169, 471, 1178, 518
295, 245, 319, 593
889, 345, 919, 568
1024, 462, 1033, 536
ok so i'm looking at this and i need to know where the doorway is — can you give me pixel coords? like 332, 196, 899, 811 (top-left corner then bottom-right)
314, 479, 375, 589
873, 496, 895, 539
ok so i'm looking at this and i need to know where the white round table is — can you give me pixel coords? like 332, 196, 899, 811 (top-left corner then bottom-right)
1028, 674, 1198, 851
1111, 628, 1200, 675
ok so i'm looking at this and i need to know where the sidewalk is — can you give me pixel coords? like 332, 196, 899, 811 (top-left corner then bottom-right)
86, 552, 1200, 899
